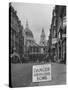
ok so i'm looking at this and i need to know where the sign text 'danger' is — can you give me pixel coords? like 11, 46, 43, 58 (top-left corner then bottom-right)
32, 64, 51, 82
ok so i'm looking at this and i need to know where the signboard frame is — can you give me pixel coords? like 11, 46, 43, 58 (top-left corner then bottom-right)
32, 64, 51, 82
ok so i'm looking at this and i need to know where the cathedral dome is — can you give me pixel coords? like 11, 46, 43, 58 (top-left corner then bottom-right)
24, 27, 33, 38
24, 20, 34, 39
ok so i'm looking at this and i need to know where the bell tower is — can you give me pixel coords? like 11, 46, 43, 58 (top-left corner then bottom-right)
39, 28, 47, 46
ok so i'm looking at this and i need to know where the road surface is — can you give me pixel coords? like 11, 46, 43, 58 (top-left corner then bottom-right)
11, 62, 66, 87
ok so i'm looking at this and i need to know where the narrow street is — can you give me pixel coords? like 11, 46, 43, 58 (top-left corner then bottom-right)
11, 62, 66, 87
10, 3, 66, 87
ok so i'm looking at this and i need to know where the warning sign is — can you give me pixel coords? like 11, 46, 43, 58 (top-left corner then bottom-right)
32, 64, 51, 82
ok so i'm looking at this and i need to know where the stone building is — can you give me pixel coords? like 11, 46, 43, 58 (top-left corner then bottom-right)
55, 5, 66, 63
23, 20, 35, 56
9, 3, 24, 63
23, 21, 48, 62
49, 5, 66, 63
39, 28, 47, 46
23, 20, 40, 61
48, 8, 57, 62
39, 28, 48, 55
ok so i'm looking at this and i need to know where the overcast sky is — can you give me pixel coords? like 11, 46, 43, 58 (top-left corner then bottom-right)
12, 3, 54, 44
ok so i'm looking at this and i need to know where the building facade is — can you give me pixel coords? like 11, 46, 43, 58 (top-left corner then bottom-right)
39, 28, 47, 46
23, 23, 48, 62
9, 3, 24, 63
49, 5, 66, 63
23, 20, 35, 56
